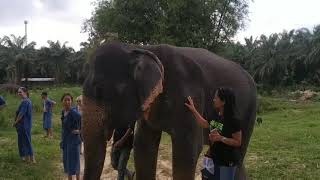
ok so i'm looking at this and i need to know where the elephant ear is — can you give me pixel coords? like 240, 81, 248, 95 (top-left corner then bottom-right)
132, 49, 164, 120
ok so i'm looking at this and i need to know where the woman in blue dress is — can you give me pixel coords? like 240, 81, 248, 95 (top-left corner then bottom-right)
13, 87, 36, 163
60, 93, 81, 180
41, 92, 56, 138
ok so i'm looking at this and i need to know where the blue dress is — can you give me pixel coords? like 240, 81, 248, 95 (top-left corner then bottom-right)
0, 96, 5, 106
15, 98, 34, 157
61, 108, 81, 175
43, 99, 54, 129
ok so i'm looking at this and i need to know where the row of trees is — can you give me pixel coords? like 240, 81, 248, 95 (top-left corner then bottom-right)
0, 35, 87, 84
221, 26, 320, 87
83, 0, 249, 51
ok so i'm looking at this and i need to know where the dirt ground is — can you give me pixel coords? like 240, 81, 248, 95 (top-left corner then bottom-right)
79, 141, 204, 180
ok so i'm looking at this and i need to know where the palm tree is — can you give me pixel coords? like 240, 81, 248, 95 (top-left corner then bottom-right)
0, 35, 36, 84
66, 50, 86, 83
0, 37, 8, 82
286, 28, 312, 84
252, 33, 289, 86
46, 41, 74, 83
35, 47, 53, 77
306, 25, 320, 83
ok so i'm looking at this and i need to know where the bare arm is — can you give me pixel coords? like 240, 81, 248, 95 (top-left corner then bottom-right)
50, 100, 56, 111
115, 128, 133, 146
71, 111, 81, 134
14, 101, 29, 126
72, 129, 81, 134
210, 130, 242, 147
185, 96, 209, 128
13, 114, 23, 126
222, 131, 242, 147
189, 106, 209, 128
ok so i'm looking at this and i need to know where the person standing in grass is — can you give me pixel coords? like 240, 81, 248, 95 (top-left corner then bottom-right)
13, 87, 36, 163
75, 95, 83, 114
60, 93, 81, 180
41, 92, 56, 138
185, 87, 242, 180
75, 95, 84, 155
0, 96, 6, 110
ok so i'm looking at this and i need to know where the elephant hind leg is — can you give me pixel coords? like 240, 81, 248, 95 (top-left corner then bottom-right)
134, 120, 162, 180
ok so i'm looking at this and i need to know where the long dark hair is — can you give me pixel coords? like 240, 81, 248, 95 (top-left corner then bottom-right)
216, 87, 236, 119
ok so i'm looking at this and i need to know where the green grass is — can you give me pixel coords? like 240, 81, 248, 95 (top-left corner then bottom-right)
1, 86, 320, 179
246, 98, 320, 179
0, 86, 82, 180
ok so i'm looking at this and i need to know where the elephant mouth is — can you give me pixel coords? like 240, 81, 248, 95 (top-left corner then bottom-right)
82, 96, 107, 131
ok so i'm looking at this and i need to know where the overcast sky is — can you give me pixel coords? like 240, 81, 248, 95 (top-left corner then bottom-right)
236, 0, 320, 42
1, 0, 320, 50
0, 0, 94, 50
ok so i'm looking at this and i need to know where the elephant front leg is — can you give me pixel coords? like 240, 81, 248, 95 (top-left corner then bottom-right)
134, 120, 162, 180
171, 129, 203, 180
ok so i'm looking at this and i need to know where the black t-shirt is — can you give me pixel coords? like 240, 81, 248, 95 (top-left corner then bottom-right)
208, 113, 241, 166
113, 121, 135, 149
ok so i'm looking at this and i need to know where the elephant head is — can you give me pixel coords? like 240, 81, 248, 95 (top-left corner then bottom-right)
82, 43, 164, 179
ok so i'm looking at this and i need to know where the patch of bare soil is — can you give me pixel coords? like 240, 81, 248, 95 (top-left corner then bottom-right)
78, 141, 205, 179
292, 90, 319, 101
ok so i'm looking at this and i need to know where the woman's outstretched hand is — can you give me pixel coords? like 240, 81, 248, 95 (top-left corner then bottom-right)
185, 96, 210, 129
184, 96, 196, 112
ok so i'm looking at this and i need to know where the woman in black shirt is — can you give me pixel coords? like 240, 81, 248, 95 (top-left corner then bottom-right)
185, 87, 241, 180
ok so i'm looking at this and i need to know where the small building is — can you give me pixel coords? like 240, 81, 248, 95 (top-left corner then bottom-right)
21, 78, 55, 86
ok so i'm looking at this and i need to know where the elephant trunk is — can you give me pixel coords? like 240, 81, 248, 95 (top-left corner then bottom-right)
82, 96, 108, 180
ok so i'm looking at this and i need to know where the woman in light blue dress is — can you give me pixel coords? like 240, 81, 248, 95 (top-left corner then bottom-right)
41, 92, 56, 137
60, 93, 81, 180
13, 87, 36, 163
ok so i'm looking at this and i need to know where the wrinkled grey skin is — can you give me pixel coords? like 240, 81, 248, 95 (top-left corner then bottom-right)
82, 42, 256, 180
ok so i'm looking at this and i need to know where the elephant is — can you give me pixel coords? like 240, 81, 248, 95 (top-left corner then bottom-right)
81, 42, 256, 180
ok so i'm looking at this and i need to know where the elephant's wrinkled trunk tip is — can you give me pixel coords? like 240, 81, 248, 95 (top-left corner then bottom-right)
82, 96, 106, 128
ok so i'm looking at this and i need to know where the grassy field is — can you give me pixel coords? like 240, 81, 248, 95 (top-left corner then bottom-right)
0, 86, 319, 179
0, 86, 82, 180
245, 96, 320, 179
